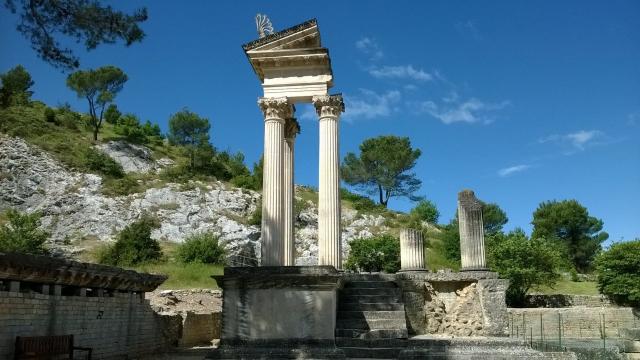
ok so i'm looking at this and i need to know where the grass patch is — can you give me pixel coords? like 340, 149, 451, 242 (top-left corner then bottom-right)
534, 278, 599, 296
131, 262, 223, 289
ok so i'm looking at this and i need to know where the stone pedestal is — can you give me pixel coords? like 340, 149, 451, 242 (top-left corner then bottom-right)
283, 119, 300, 266
258, 97, 293, 266
457, 189, 487, 271
400, 228, 426, 271
313, 95, 345, 269
209, 266, 345, 359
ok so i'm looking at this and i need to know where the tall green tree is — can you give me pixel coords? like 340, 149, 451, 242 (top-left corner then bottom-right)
487, 229, 564, 306
104, 103, 121, 124
0, 65, 34, 107
66, 66, 128, 141
4, 0, 147, 71
341, 135, 422, 207
481, 202, 509, 235
168, 109, 212, 171
595, 240, 640, 306
532, 199, 608, 272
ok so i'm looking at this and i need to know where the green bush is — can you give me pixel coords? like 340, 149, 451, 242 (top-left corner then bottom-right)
97, 217, 162, 266
487, 229, 564, 306
410, 199, 439, 224
176, 232, 226, 264
595, 239, 640, 306
248, 203, 262, 226
84, 148, 124, 178
0, 209, 49, 255
102, 176, 140, 196
340, 188, 385, 212
345, 234, 400, 273
43, 107, 57, 124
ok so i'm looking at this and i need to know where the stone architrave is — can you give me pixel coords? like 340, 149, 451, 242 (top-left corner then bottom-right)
400, 228, 426, 271
283, 118, 300, 266
258, 97, 293, 266
312, 94, 344, 269
457, 189, 488, 271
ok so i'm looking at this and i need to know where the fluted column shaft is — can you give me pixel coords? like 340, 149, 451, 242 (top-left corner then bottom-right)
458, 189, 487, 271
313, 95, 345, 269
258, 97, 292, 266
400, 228, 426, 271
283, 118, 300, 266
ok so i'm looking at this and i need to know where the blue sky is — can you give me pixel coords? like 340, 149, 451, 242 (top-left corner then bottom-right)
1, 1, 639, 243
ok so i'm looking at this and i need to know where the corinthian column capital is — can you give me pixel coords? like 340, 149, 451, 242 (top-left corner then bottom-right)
312, 94, 345, 118
258, 97, 293, 121
284, 118, 301, 140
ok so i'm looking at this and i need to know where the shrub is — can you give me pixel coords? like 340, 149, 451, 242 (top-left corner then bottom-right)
97, 217, 162, 266
595, 239, 640, 306
0, 209, 49, 255
248, 203, 262, 226
344, 234, 400, 273
84, 148, 124, 178
43, 107, 57, 124
176, 232, 226, 264
340, 188, 384, 212
410, 199, 439, 224
102, 176, 140, 196
487, 229, 564, 306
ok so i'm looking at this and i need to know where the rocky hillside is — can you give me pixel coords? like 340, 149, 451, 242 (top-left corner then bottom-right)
0, 135, 390, 264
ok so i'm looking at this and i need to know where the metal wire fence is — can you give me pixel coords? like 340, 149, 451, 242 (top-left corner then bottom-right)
508, 309, 639, 355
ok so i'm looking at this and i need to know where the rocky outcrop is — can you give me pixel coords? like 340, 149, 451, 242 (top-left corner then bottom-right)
95, 140, 174, 173
0, 136, 391, 263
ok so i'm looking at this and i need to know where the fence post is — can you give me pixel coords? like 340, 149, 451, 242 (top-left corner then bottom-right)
558, 312, 562, 348
602, 313, 606, 350
540, 312, 544, 342
522, 313, 526, 339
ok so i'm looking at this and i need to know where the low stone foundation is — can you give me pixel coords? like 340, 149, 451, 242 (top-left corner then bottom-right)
397, 270, 509, 337
524, 294, 613, 308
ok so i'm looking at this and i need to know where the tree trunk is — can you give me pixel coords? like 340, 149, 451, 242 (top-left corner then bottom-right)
378, 184, 384, 205
93, 127, 98, 141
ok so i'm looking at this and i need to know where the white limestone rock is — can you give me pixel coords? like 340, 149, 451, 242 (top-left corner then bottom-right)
95, 140, 174, 173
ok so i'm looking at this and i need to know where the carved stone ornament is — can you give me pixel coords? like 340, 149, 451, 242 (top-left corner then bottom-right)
312, 94, 345, 118
258, 97, 293, 120
285, 118, 301, 139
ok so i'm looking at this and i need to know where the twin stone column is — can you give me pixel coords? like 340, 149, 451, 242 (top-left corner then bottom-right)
258, 95, 344, 268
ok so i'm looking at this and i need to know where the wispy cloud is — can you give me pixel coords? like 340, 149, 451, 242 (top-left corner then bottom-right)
355, 37, 384, 61
342, 89, 401, 122
539, 130, 604, 151
369, 65, 432, 81
627, 111, 640, 126
498, 164, 531, 177
413, 97, 510, 124
456, 20, 482, 40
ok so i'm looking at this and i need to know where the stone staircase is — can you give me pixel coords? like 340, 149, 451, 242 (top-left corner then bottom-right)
336, 274, 408, 359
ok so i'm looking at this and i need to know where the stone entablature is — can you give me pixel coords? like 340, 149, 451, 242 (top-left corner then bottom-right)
0, 252, 166, 292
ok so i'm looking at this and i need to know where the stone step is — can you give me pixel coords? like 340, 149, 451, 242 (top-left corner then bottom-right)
342, 274, 397, 282
337, 310, 406, 320
340, 295, 402, 304
336, 338, 408, 348
335, 328, 408, 339
339, 302, 405, 311
341, 347, 404, 359
337, 318, 408, 330
344, 281, 398, 288
341, 287, 401, 296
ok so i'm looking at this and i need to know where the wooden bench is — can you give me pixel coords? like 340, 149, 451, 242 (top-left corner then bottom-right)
14, 335, 92, 359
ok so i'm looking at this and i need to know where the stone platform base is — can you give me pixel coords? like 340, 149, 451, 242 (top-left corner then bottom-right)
207, 340, 344, 359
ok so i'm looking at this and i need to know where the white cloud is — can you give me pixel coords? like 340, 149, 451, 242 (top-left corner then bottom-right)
355, 37, 383, 60
627, 111, 640, 126
342, 89, 401, 122
539, 130, 604, 151
498, 164, 531, 177
369, 65, 432, 81
415, 97, 510, 124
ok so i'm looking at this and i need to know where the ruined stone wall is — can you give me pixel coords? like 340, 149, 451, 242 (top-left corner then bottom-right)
397, 271, 509, 337
523, 294, 613, 308
0, 290, 181, 360
507, 307, 639, 339
180, 312, 221, 347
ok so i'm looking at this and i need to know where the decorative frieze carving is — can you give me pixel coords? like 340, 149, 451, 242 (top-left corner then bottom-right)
312, 94, 345, 118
